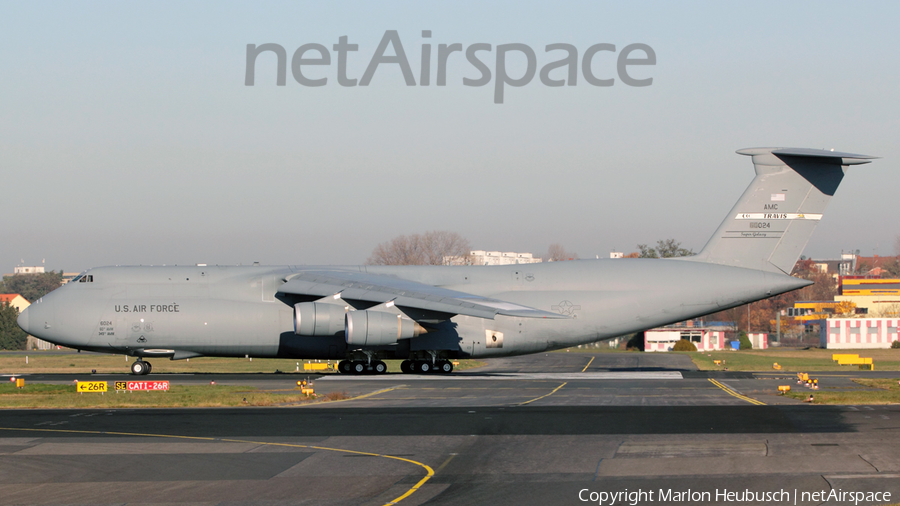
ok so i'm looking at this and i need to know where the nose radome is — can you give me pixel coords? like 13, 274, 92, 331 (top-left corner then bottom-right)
16, 306, 30, 334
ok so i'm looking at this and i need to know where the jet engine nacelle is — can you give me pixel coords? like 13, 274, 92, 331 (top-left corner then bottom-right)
345, 310, 424, 346
294, 302, 346, 336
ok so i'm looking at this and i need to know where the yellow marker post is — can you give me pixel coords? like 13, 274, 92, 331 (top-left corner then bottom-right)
75, 381, 108, 393
15, 378, 25, 388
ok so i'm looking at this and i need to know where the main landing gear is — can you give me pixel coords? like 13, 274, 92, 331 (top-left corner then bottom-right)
337, 359, 388, 375
400, 359, 453, 374
336, 351, 454, 375
131, 359, 152, 376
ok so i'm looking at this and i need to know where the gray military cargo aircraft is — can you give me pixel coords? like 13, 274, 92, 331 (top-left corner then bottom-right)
18, 147, 876, 375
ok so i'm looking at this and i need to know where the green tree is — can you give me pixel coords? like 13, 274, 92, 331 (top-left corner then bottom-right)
0, 271, 64, 302
673, 339, 697, 352
637, 239, 695, 258
738, 331, 753, 350
0, 302, 27, 350
625, 332, 645, 351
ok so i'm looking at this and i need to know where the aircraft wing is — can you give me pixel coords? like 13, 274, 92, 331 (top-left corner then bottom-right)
277, 270, 568, 320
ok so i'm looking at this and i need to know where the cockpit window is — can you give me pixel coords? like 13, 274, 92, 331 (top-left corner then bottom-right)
73, 274, 93, 283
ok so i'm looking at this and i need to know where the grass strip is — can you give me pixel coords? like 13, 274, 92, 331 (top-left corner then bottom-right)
687, 349, 900, 372
783, 378, 900, 404
0, 383, 315, 408
0, 352, 485, 375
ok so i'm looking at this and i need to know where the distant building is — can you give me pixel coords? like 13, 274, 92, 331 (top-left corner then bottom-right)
805, 253, 856, 280
609, 252, 624, 259
835, 277, 900, 318
747, 333, 769, 350
0, 294, 30, 312
4, 266, 78, 286
644, 321, 726, 352
60, 272, 81, 285
13, 266, 44, 275
855, 254, 900, 276
444, 250, 543, 266
0, 294, 52, 350
819, 318, 900, 349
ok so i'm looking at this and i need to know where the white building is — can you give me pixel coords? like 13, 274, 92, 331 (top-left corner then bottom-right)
444, 250, 543, 266
819, 318, 900, 349
644, 327, 726, 352
13, 266, 45, 274
747, 333, 769, 350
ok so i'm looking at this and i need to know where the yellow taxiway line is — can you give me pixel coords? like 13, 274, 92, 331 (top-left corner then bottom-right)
518, 382, 567, 405
581, 356, 595, 372
708, 378, 766, 406
309, 385, 406, 405
0, 426, 433, 506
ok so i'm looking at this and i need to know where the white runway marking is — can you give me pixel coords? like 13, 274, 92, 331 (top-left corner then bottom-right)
318, 371, 683, 381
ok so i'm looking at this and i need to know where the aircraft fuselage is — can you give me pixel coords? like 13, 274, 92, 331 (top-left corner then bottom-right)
20, 259, 807, 361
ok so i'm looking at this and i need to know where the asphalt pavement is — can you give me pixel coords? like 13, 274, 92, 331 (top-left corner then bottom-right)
1, 352, 898, 505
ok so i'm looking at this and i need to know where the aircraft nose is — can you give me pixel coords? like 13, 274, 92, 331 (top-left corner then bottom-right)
17, 306, 30, 334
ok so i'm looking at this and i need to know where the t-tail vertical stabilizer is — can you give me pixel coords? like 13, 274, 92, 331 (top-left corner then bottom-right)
690, 148, 877, 274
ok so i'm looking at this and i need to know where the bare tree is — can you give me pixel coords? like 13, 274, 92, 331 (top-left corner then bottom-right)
546, 243, 577, 261
367, 231, 471, 265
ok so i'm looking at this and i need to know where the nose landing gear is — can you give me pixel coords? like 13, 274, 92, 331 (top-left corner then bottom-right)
130, 359, 151, 375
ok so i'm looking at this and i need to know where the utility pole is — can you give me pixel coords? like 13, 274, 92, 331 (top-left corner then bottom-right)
776, 310, 781, 342
747, 303, 751, 334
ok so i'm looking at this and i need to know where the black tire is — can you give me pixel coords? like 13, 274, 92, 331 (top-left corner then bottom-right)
400, 360, 411, 374
352, 361, 366, 375
338, 360, 351, 374
373, 361, 387, 374
130, 361, 146, 375
437, 360, 453, 374
417, 361, 431, 374
145, 362, 152, 374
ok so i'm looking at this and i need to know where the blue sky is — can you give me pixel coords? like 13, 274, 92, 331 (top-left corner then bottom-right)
2, 1, 898, 271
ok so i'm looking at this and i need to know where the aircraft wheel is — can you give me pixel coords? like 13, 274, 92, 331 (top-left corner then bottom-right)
400, 360, 412, 374
145, 362, 152, 374
437, 360, 453, 374
338, 360, 352, 374
130, 360, 148, 376
351, 361, 366, 375
373, 361, 387, 374
417, 361, 431, 374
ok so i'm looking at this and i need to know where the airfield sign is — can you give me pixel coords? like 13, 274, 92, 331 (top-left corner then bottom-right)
115, 381, 169, 391
76, 381, 107, 393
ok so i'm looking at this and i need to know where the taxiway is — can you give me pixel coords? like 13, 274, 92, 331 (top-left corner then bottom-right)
1, 352, 898, 505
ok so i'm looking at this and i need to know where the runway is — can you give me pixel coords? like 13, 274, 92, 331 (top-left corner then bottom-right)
1, 353, 899, 505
